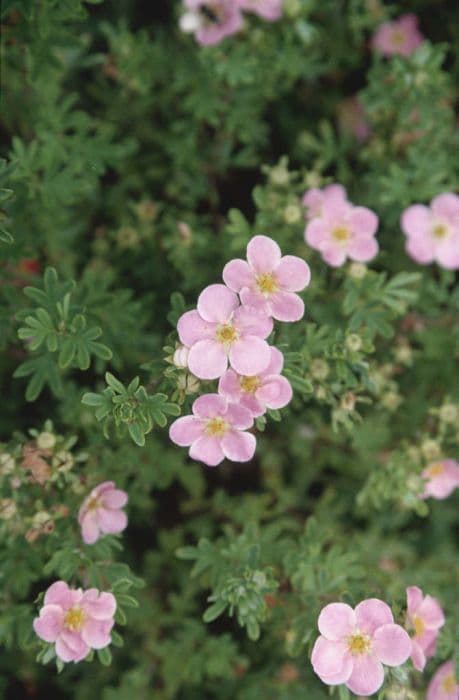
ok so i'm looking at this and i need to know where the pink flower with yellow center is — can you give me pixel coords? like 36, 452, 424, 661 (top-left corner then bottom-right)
223, 235, 310, 322
372, 14, 424, 57
78, 481, 128, 545
401, 193, 459, 270
405, 586, 445, 671
169, 393, 256, 466
311, 599, 412, 696
33, 581, 116, 663
427, 661, 459, 700
421, 459, 459, 500
236, 0, 283, 21
177, 283, 273, 380
181, 0, 243, 46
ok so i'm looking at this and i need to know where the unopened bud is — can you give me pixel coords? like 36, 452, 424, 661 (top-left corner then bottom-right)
381, 391, 402, 411
439, 403, 458, 424
173, 345, 189, 368
0, 452, 15, 475
310, 358, 330, 380
341, 391, 356, 412
37, 432, 56, 450
283, 204, 302, 224
0, 498, 17, 520
421, 439, 441, 461
346, 333, 362, 352
179, 10, 201, 33
185, 374, 200, 395
348, 262, 367, 279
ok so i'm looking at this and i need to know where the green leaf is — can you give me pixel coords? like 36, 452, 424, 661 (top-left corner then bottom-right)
97, 647, 112, 666
203, 600, 228, 623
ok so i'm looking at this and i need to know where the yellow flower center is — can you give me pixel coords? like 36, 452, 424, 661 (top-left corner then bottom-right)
205, 417, 228, 438
432, 223, 448, 239
256, 273, 279, 295
441, 674, 457, 694
428, 462, 445, 477
87, 497, 100, 511
64, 607, 86, 632
216, 323, 238, 345
240, 376, 261, 395
332, 226, 350, 242
412, 614, 425, 637
348, 633, 371, 656
392, 29, 406, 47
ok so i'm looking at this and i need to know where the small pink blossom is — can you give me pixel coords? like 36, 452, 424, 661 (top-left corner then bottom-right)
169, 393, 255, 466
305, 199, 379, 267
237, 0, 282, 21
33, 581, 116, 663
223, 235, 310, 322
78, 481, 128, 545
405, 586, 445, 671
421, 459, 459, 499
401, 193, 459, 270
372, 14, 424, 57
218, 346, 292, 418
177, 283, 273, 380
427, 661, 459, 700
303, 184, 348, 220
181, 0, 243, 46
311, 599, 412, 696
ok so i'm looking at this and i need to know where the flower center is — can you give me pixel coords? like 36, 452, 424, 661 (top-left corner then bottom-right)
200, 3, 223, 24
87, 497, 100, 511
240, 375, 261, 395
205, 417, 228, 438
256, 273, 279, 296
348, 633, 371, 656
216, 323, 239, 345
428, 462, 445, 477
441, 674, 457, 694
412, 614, 425, 637
64, 606, 86, 632
391, 29, 406, 47
432, 223, 448, 239
332, 226, 350, 242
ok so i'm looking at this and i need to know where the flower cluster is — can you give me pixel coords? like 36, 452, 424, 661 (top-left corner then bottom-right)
170, 235, 310, 466
179, 0, 283, 46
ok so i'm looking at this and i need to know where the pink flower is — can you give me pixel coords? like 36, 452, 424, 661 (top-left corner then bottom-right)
427, 661, 459, 700
311, 599, 412, 696
303, 184, 348, 220
421, 459, 459, 499
401, 193, 459, 270
405, 586, 445, 671
305, 199, 379, 267
218, 346, 292, 418
78, 481, 128, 545
33, 581, 116, 663
169, 393, 256, 466
222, 235, 310, 322
177, 283, 273, 380
181, 0, 243, 46
236, 0, 282, 21
372, 14, 424, 57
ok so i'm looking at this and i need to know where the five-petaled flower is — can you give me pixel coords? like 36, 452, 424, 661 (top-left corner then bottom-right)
427, 661, 459, 700
218, 346, 292, 417
401, 193, 459, 270
311, 599, 412, 696
421, 459, 459, 499
405, 586, 445, 671
78, 481, 128, 545
177, 283, 273, 380
169, 393, 256, 466
372, 14, 424, 57
223, 235, 310, 322
33, 581, 116, 663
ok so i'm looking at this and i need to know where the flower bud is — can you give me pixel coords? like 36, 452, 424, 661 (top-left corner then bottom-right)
0, 452, 15, 475
348, 262, 367, 279
310, 359, 330, 380
381, 391, 402, 411
173, 345, 189, 368
346, 333, 362, 352
37, 432, 56, 450
0, 498, 17, 520
421, 439, 441, 461
185, 374, 200, 395
283, 204, 302, 224
439, 403, 458, 424
341, 392, 356, 412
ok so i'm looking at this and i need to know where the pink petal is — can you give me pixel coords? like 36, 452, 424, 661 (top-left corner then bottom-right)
239, 394, 265, 418
97, 507, 128, 535
311, 636, 354, 684
321, 244, 348, 267
189, 435, 225, 467
232, 306, 273, 339
222, 259, 254, 292
100, 487, 128, 509
411, 639, 427, 671
355, 598, 393, 634
197, 284, 239, 324
247, 235, 281, 274
193, 394, 228, 419
401, 204, 431, 238
431, 192, 459, 222
256, 375, 292, 409
305, 219, 330, 248
275, 255, 311, 291
169, 416, 203, 447
221, 430, 256, 462
318, 603, 356, 640
427, 661, 458, 700
406, 586, 423, 615
218, 369, 243, 402
224, 403, 254, 430
57, 631, 89, 663
349, 207, 379, 237
436, 235, 459, 270
81, 619, 113, 649
347, 235, 379, 262
81, 511, 100, 545
33, 605, 64, 642
417, 596, 445, 629
177, 309, 214, 347
406, 235, 435, 265
82, 590, 117, 620
261, 346, 284, 376
188, 339, 228, 380
373, 623, 412, 666
346, 655, 384, 696
269, 290, 304, 322
239, 287, 270, 316
44, 581, 80, 609
229, 336, 271, 376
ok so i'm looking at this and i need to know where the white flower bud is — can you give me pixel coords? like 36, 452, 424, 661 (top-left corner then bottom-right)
37, 432, 56, 450
173, 345, 189, 368
179, 11, 201, 33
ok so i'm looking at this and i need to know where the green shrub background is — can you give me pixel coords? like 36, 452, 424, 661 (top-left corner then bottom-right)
1, 1, 458, 698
